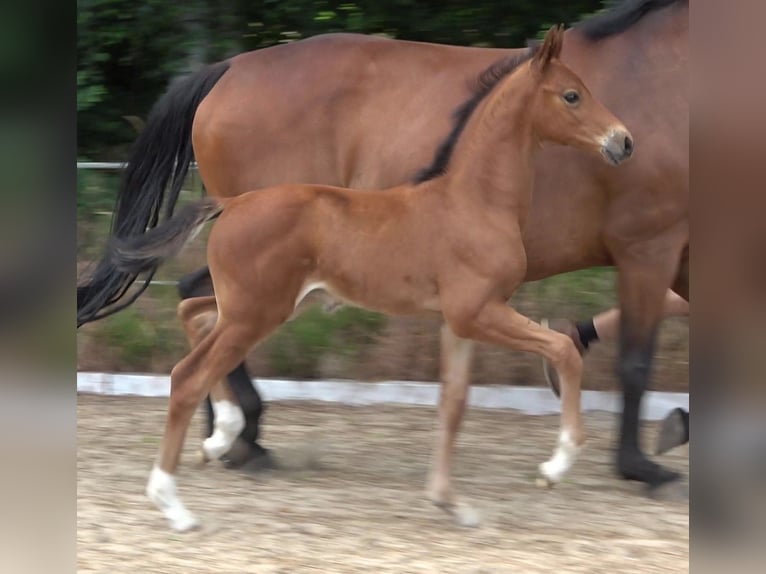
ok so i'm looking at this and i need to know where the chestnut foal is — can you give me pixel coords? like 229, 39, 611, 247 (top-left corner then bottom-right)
114, 26, 633, 531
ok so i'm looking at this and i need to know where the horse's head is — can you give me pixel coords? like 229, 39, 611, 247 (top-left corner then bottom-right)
530, 25, 634, 166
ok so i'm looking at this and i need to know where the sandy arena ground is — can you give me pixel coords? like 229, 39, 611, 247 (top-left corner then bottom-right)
77, 393, 688, 573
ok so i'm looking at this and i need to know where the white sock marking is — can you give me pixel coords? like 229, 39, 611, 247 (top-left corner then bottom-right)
146, 466, 199, 531
203, 400, 245, 460
539, 430, 580, 483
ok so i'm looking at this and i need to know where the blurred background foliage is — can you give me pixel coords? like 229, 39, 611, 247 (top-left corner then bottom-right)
77, 0, 605, 158
76, 0, 688, 389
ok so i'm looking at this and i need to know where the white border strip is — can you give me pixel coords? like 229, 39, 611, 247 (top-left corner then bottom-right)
77, 372, 687, 421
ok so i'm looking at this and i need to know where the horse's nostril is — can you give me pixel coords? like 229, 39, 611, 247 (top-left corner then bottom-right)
624, 136, 634, 155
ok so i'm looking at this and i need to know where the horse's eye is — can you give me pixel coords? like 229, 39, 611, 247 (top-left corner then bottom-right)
563, 91, 580, 105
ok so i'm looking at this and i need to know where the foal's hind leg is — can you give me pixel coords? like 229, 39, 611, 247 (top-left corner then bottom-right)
147, 312, 280, 531
178, 267, 268, 470
448, 301, 585, 486
177, 297, 245, 465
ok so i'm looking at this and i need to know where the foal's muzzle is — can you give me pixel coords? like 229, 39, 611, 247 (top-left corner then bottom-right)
600, 128, 634, 166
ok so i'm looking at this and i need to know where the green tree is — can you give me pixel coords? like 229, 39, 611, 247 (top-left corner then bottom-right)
77, 0, 204, 157
77, 0, 604, 158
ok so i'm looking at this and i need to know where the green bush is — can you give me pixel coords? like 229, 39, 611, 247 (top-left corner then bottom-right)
264, 306, 385, 378
99, 307, 179, 370
515, 267, 617, 318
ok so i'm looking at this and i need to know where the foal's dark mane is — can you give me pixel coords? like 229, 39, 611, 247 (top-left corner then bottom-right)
413, 45, 539, 184
414, 0, 684, 184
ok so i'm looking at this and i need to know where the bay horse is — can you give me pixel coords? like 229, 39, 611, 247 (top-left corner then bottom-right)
111, 27, 632, 531
77, 0, 688, 490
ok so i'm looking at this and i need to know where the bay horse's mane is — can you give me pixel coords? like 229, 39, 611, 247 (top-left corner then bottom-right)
576, 0, 684, 40
414, 0, 684, 184
413, 45, 540, 184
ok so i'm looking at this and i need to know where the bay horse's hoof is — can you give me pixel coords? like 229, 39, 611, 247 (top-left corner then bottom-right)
655, 407, 689, 455
540, 318, 587, 398
646, 479, 688, 503
617, 451, 682, 488
222, 441, 275, 472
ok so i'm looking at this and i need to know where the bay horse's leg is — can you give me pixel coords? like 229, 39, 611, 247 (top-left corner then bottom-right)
427, 323, 479, 526
653, 250, 690, 456
542, 287, 688, 398
613, 244, 686, 488
147, 297, 284, 531
177, 266, 268, 468
448, 301, 585, 485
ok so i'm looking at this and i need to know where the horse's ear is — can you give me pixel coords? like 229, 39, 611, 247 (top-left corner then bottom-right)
532, 24, 565, 76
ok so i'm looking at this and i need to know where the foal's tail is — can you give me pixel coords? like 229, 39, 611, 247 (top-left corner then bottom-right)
77, 61, 230, 327
110, 199, 223, 277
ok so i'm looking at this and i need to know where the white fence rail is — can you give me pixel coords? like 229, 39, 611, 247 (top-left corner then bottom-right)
77, 161, 198, 170
77, 372, 689, 420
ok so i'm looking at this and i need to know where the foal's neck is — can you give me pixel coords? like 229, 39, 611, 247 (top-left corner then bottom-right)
440, 69, 540, 212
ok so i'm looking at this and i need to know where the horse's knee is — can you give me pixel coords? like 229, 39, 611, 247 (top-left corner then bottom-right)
170, 389, 200, 414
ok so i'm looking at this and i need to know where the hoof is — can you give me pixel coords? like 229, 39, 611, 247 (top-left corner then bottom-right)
169, 512, 201, 533
535, 475, 555, 489
539, 460, 564, 485
195, 449, 211, 467
432, 499, 482, 528
223, 443, 276, 472
202, 434, 230, 461
453, 503, 482, 528
146, 466, 201, 532
618, 451, 683, 488
539, 431, 580, 485
646, 479, 689, 503
655, 407, 689, 455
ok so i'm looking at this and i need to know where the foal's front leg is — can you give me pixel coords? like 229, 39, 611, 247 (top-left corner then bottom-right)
447, 300, 586, 486
427, 323, 480, 527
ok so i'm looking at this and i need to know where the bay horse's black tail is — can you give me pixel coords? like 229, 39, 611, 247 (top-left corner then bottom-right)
77, 61, 230, 327
109, 198, 223, 277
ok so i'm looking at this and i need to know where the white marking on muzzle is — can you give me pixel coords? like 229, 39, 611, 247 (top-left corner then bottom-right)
599, 126, 623, 149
